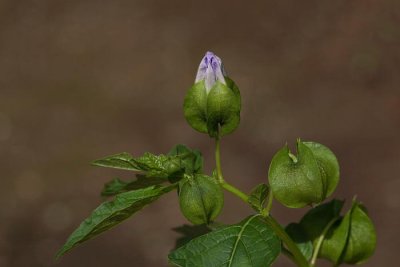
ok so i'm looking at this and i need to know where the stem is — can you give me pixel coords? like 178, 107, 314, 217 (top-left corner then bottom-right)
213, 130, 308, 267
262, 191, 274, 216
264, 216, 310, 267
215, 134, 249, 202
310, 217, 339, 266
215, 136, 224, 183
221, 181, 249, 202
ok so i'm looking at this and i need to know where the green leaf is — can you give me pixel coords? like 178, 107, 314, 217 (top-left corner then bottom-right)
206, 80, 241, 137
285, 223, 313, 260
94, 145, 204, 184
172, 224, 212, 249
268, 140, 324, 208
169, 215, 281, 267
342, 202, 376, 264
299, 199, 344, 243
124, 152, 183, 180
303, 141, 340, 198
133, 152, 177, 178
178, 174, 224, 225
57, 184, 176, 258
101, 176, 167, 196
248, 183, 269, 212
168, 144, 203, 175
183, 81, 208, 133
92, 152, 140, 171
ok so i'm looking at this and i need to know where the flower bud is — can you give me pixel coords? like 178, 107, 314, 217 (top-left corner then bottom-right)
178, 174, 224, 225
195, 52, 227, 93
184, 51, 241, 137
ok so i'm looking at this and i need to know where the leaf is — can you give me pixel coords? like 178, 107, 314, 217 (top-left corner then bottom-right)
303, 141, 340, 198
285, 223, 313, 260
92, 152, 140, 171
57, 184, 176, 258
133, 152, 175, 178
282, 199, 344, 263
268, 140, 324, 208
248, 183, 269, 212
172, 224, 212, 249
94, 145, 204, 183
168, 215, 281, 267
299, 199, 344, 243
168, 144, 203, 175
101, 176, 167, 196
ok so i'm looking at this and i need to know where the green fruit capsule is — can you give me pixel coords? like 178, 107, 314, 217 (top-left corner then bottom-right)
268, 140, 324, 208
319, 201, 377, 265
268, 140, 340, 208
178, 174, 224, 225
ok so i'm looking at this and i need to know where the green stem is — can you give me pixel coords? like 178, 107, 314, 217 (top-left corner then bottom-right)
215, 136, 224, 183
264, 216, 310, 267
221, 181, 249, 202
215, 134, 249, 202
213, 131, 308, 267
310, 216, 339, 266
261, 191, 274, 216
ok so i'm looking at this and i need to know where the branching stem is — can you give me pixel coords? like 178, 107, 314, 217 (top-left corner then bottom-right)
215, 135, 249, 202
214, 132, 310, 267
262, 190, 274, 216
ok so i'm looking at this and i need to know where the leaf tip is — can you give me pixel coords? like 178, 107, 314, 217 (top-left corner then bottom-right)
54, 247, 67, 261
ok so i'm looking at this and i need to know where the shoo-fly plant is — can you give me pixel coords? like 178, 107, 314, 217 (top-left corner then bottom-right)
57, 51, 376, 267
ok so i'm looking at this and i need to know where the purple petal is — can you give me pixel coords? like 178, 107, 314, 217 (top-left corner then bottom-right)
194, 51, 226, 93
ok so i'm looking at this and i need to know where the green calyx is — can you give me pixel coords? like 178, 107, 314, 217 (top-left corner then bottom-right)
178, 174, 224, 225
183, 77, 241, 137
268, 139, 340, 208
319, 200, 377, 265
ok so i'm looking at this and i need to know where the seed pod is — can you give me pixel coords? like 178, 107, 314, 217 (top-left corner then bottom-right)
268, 140, 340, 208
268, 140, 324, 208
178, 174, 224, 225
319, 201, 376, 265
303, 141, 339, 198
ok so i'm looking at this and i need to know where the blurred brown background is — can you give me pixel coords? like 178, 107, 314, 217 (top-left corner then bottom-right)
1, 0, 399, 266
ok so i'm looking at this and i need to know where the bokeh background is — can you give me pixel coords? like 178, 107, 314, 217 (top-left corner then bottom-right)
1, 0, 399, 266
